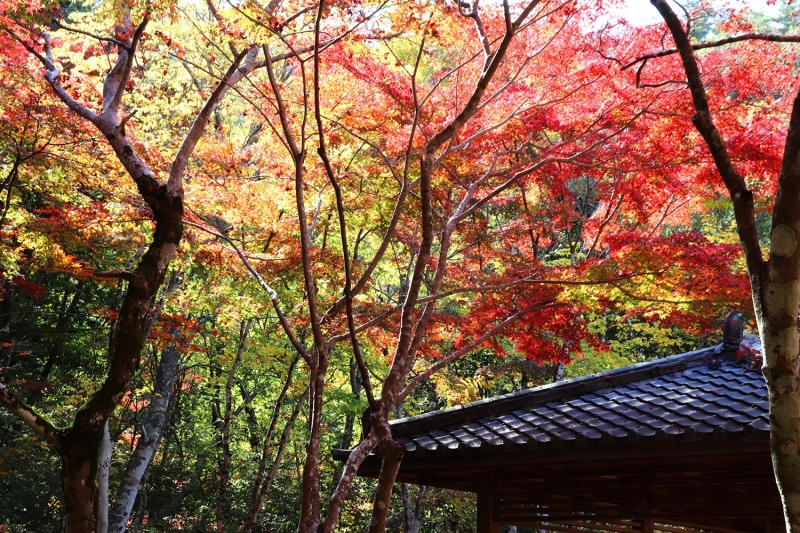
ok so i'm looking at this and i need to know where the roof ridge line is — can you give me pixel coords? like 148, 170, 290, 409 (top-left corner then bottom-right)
390, 345, 720, 438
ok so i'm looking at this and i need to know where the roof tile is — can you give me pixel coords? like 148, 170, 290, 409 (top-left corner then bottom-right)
387, 347, 769, 456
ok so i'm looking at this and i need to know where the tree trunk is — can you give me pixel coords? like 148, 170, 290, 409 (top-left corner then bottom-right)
757, 267, 800, 532
400, 483, 425, 533
367, 436, 406, 533
107, 344, 181, 533
0, 19, 246, 532
149, 445, 212, 526
29, 283, 84, 404
216, 320, 251, 533
242, 390, 306, 533
61, 431, 102, 533
96, 421, 112, 533
242, 355, 301, 533
298, 360, 327, 533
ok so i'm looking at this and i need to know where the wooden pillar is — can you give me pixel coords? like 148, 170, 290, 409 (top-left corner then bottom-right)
477, 474, 500, 533
642, 517, 654, 533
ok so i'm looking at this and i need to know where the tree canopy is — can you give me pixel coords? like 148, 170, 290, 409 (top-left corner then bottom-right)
1, 0, 799, 531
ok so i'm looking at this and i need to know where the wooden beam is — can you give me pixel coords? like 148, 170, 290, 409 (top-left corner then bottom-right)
368, 443, 772, 480
477, 475, 500, 533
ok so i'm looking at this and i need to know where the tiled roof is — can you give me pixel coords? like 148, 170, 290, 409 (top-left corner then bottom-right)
390, 346, 769, 455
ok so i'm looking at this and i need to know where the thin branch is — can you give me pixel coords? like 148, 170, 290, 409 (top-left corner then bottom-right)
623, 32, 800, 71
326, 272, 639, 346
322, 432, 378, 532
168, 49, 248, 196
102, 17, 149, 118
635, 58, 688, 89
398, 299, 560, 402
314, 0, 376, 407
51, 20, 129, 48
610, 282, 718, 305
650, 0, 763, 273
184, 220, 310, 364
463, 0, 491, 57
0, 383, 63, 452
452, 106, 651, 225
4, 28, 99, 123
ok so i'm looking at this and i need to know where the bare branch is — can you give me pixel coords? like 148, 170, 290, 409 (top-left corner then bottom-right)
314, 0, 376, 407
184, 220, 311, 364
169, 49, 248, 197
399, 299, 560, 402
610, 282, 718, 305
513, 0, 544, 31
0, 383, 63, 452
326, 272, 640, 346
464, 0, 492, 57
102, 17, 149, 118
4, 28, 99, 123
323, 432, 378, 532
650, 0, 763, 273
623, 32, 800, 71
51, 20, 128, 48
635, 58, 688, 89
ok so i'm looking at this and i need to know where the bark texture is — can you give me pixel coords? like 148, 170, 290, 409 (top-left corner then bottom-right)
96, 421, 112, 533
107, 344, 181, 533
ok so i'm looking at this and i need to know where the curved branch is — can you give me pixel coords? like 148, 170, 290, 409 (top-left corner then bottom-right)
322, 432, 378, 533
3, 28, 99, 123
102, 17, 149, 118
169, 50, 248, 196
650, 0, 763, 273
184, 220, 311, 364
314, 0, 376, 407
623, 32, 800, 71
398, 299, 560, 402
0, 383, 63, 452
325, 272, 639, 346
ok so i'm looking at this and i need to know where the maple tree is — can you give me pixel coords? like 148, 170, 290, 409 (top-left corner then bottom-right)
0, 0, 250, 530
0, 0, 789, 531
204, 1, 751, 530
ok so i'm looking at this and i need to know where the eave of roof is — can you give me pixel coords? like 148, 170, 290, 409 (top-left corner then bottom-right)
383, 345, 769, 455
